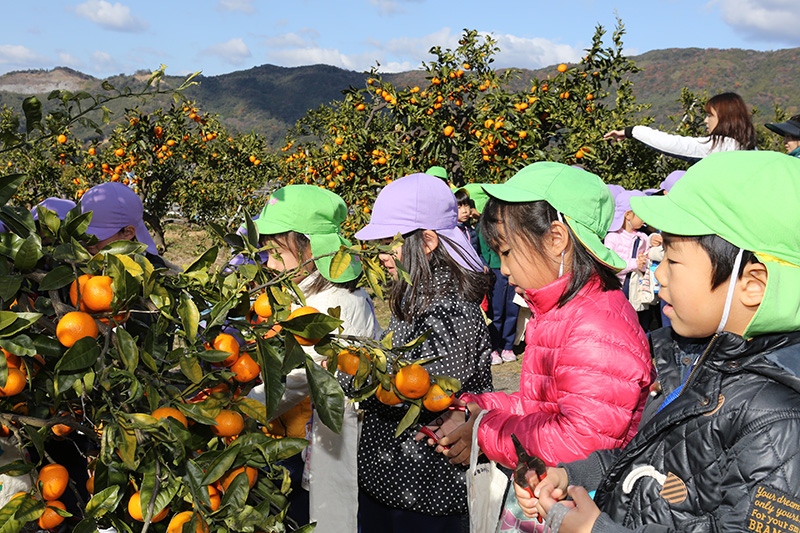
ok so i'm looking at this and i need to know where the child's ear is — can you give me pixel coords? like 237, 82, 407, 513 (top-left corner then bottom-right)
549, 220, 570, 256
421, 230, 439, 255
739, 261, 768, 308
122, 225, 137, 240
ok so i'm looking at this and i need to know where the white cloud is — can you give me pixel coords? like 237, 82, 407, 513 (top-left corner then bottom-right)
217, 0, 255, 13
492, 33, 583, 69
57, 51, 85, 70
89, 50, 125, 75
0, 44, 44, 65
203, 38, 252, 66
710, 0, 800, 44
74, 0, 148, 33
368, 0, 423, 15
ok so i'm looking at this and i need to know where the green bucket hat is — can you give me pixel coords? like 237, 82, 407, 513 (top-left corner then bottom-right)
630, 151, 800, 338
481, 162, 626, 271
461, 183, 490, 214
426, 165, 448, 181
256, 185, 361, 282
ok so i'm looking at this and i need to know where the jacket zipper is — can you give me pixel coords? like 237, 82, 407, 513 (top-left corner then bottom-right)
677, 333, 720, 401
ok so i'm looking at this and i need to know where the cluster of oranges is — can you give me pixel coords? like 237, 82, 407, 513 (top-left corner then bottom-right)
35, 463, 70, 530
211, 332, 261, 383
54, 274, 119, 348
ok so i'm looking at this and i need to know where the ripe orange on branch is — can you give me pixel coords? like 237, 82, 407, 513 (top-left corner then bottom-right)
38, 500, 67, 530
83, 275, 114, 312
168, 511, 209, 533
220, 465, 258, 492
422, 383, 454, 412
336, 349, 361, 376
286, 306, 322, 346
127, 491, 168, 522
212, 332, 240, 367
395, 364, 431, 399
38, 463, 69, 501
375, 383, 403, 406
0, 368, 26, 397
56, 311, 99, 347
211, 409, 245, 437
252, 293, 273, 319
152, 406, 189, 428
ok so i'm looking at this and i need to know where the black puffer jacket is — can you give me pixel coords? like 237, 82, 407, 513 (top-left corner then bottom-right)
565, 328, 800, 533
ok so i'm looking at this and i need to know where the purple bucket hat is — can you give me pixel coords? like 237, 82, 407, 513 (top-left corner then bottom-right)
31, 197, 76, 221
607, 183, 625, 201
659, 170, 686, 193
355, 173, 483, 272
609, 189, 646, 232
80, 182, 158, 255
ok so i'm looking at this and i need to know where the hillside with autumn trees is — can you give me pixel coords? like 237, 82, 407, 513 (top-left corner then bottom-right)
1, 46, 799, 148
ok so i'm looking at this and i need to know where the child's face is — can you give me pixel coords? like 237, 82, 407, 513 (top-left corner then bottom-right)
378, 238, 402, 280
264, 238, 311, 282
656, 238, 728, 338
624, 210, 644, 231
457, 204, 471, 223
496, 234, 558, 291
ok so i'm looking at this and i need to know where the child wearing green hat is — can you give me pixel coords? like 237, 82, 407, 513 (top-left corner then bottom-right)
515, 151, 800, 533
247, 184, 380, 533
430, 163, 652, 479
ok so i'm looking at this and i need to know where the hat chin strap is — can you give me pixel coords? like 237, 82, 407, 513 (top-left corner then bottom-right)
556, 211, 566, 277
716, 248, 744, 333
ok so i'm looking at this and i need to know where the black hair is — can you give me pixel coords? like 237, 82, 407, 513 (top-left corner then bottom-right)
481, 197, 621, 307
662, 233, 759, 290
454, 188, 475, 208
259, 231, 360, 294
389, 229, 492, 322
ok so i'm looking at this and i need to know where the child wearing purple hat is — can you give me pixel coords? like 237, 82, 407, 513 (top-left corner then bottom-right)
604, 189, 655, 330
352, 173, 493, 533
79, 182, 162, 264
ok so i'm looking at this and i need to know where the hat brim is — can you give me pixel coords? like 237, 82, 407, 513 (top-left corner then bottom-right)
481, 182, 543, 203
566, 217, 626, 271
629, 195, 715, 237
766, 122, 800, 138
309, 233, 362, 282
354, 222, 410, 242
86, 219, 158, 255
255, 216, 290, 236
436, 227, 484, 272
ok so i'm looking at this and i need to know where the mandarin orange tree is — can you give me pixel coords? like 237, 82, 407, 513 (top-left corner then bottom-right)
0, 80, 353, 533
267, 21, 685, 221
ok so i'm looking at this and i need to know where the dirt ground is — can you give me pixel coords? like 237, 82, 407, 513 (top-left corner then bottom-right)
161, 221, 522, 393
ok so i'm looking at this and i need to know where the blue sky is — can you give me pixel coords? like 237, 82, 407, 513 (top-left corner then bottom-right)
1, 0, 798, 79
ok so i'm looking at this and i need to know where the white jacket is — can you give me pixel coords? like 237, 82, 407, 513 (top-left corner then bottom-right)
630, 125, 742, 160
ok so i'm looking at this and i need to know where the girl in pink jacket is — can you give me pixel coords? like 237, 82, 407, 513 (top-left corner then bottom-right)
433, 162, 654, 471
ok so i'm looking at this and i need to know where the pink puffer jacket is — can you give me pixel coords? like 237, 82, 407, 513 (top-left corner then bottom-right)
461, 274, 653, 469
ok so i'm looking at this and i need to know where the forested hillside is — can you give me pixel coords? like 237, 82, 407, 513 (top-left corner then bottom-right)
1, 46, 798, 147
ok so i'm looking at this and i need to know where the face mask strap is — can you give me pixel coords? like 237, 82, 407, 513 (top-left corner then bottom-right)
716, 248, 744, 333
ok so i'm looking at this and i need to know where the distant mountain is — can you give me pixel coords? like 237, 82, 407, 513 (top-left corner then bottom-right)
2, 47, 798, 147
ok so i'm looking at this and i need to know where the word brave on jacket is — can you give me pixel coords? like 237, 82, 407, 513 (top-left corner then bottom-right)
747, 485, 800, 533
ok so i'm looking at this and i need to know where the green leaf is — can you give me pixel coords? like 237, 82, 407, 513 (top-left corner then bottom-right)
282, 312, 342, 340
220, 467, 250, 509
256, 338, 285, 421
0, 275, 22, 302
0, 459, 34, 477
0, 174, 26, 209
235, 397, 269, 426
262, 437, 308, 464
306, 356, 344, 433
100, 240, 148, 256
197, 348, 235, 363
200, 445, 239, 485
0, 312, 42, 338
24, 425, 45, 463
84, 486, 121, 518
185, 246, 219, 274
13, 234, 43, 271
73, 519, 100, 533
140, 463, 180, 520
179, 354, 203, 384
113, 327, 139, 373
281, 332, 306, 374
22, 96, 42, 132
0, 205, 36, 238
395, 402, 421, 437
328, 247, 352, 281
177, 292, 200, 340
55, 336, 99, 373
38, 265, 75, 291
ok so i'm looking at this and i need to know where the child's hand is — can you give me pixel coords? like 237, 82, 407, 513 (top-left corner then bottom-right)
538, 485, 601, 533
637, 253, 647, 271
650, 233, 663, 247
436, 401, 481, 465
514, 467, 569, 519
413, 402, 468, 446
603, 130, 626, 142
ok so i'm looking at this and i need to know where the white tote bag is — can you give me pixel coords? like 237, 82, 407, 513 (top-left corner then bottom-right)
467, 410, 509, 533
